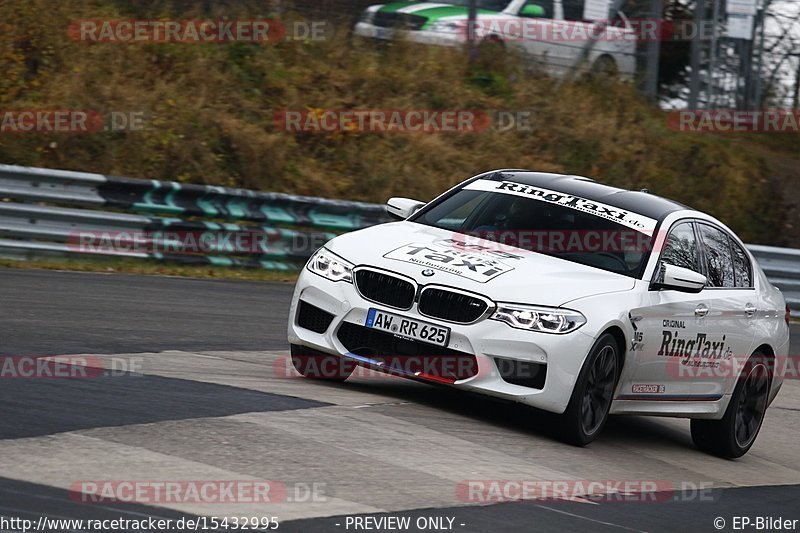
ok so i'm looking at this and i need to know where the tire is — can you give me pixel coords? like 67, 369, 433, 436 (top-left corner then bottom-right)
558, 333, 620, 446
691, 352, 771, 459
591, 55, 618, 78
290, 344, 355, 382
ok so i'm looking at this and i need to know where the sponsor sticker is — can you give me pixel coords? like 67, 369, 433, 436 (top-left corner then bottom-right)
383, 242, 515, 282
463, 179, 658, 233
631, 384, 666, 394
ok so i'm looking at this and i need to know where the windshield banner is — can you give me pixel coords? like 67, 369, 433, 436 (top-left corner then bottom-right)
463, 179, 659, 233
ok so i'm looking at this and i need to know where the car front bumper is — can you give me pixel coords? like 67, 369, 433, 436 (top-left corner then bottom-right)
287, 268, 596, 414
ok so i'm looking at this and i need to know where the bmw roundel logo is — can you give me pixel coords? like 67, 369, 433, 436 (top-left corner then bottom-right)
422, 269, 435, 277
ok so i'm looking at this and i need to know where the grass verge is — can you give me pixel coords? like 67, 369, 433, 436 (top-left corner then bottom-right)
0, 257, 299, 282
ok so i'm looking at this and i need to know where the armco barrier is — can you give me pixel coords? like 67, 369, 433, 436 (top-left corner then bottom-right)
0, 164, 797, 315
0, 164, 389, 229
748, 245, 800, 318
0, 164, 391, 270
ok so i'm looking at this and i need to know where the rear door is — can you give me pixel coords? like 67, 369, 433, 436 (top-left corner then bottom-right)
695, 223, 757, 397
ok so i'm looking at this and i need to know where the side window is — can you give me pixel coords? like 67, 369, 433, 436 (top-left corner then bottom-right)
731, 239, 753, 288
661, 222, 701, 273
520, 0, 555, 19
562, 0, 586, 21
698, 224, 735, 288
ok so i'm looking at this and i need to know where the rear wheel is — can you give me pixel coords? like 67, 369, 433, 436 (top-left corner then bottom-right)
558, 334, 620, 446
691, 352, 770, 459
591, 55, 618, 78
290, 344, 355, 381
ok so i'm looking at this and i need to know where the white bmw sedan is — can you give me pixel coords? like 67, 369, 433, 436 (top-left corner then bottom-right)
287, 170, 790, 458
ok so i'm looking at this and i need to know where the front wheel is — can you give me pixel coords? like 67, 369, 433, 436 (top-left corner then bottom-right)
290, 344, 355, 381
557, 333, 620, 446
691, 352, 771, 459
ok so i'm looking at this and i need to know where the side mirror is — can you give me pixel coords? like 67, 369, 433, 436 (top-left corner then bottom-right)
519, 4, 546, 17
387, 197, 425, 219
651, 263, 707, 293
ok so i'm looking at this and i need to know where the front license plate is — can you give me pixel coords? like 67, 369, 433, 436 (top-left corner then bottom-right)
365, 308, 450, 347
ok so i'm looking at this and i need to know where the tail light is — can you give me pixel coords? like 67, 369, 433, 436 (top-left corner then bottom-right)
787, 305, 792, 326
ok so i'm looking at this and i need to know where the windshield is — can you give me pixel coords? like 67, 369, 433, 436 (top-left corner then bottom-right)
411, 184, 656, 278
432, 0, 512, 10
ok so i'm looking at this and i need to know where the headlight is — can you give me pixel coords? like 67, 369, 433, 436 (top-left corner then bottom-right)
491, 304, 586, 334
428, 21, 461, 32
307, 248, 354, 283
359, 10, 376, 24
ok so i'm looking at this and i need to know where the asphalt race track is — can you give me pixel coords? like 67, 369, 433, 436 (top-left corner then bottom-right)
3, 268, 800, 532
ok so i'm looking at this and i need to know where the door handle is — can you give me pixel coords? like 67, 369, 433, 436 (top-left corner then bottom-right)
744, 304, 757, 318
694, 304, 709, 317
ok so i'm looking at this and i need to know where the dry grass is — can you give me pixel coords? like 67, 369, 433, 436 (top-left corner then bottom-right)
0, 0, 791, 244
0, 256, 298, 282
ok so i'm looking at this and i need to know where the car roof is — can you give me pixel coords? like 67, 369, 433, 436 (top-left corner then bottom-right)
484, 170, 691, 223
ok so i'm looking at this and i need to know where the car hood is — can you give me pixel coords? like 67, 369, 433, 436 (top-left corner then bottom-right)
326, 221, 636, 307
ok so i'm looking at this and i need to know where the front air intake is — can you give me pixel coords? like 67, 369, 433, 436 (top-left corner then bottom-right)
418, 287, 490, 323
297, 301, 334, 334
354, 269, 416, 310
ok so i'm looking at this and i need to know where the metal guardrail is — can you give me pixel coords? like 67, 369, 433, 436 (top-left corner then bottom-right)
0, 164, 798, 315
0, 165, 390, 228
0, 164, 391, 270
747, 245, 800, 318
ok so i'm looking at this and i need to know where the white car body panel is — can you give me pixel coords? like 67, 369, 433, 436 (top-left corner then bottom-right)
288, 171, 790, 422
